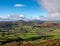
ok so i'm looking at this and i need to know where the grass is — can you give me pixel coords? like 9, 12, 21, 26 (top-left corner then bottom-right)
0, 32, 59, 42
0, 25, 60, 42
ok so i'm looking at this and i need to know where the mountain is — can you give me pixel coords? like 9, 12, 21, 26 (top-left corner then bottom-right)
0, 19, 60, 29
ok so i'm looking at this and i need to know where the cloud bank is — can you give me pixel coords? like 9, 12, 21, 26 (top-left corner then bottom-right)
38, 0, 60, 21
0, 14, 25, 21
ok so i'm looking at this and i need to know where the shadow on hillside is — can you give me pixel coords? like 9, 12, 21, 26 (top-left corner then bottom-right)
1, 35, 54, 45
24, 35, 54, 41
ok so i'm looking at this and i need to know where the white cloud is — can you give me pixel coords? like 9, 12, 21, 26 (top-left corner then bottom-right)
37, 0, 60, 21
0, 14, 25, 21
0, 16, 9, 20
19, 14, 25, 18
14, 4, 25, 7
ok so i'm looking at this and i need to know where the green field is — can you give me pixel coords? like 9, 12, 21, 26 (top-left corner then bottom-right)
0, 24, 60, 42
0, 23, 60, 46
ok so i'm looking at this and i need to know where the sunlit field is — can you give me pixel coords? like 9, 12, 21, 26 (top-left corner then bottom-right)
0, 22, 60, 46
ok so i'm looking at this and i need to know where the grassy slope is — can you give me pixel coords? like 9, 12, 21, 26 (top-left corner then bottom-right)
0, 39, 60, 46
0, 22, 60, 46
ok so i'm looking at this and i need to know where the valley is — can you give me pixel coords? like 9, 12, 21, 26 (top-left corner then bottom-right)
0, 20, 60, 46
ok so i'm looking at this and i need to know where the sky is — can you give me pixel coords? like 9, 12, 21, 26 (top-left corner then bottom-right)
0, 0, 60, 21
38, 0, 60, 21
0, 0, 47, 21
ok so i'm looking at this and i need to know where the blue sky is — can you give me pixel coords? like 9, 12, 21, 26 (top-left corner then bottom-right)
0, 0, 60, 21
0, 0, 47, 19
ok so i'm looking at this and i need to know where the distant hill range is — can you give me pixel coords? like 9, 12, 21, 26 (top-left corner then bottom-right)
0, 20, 60, 28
